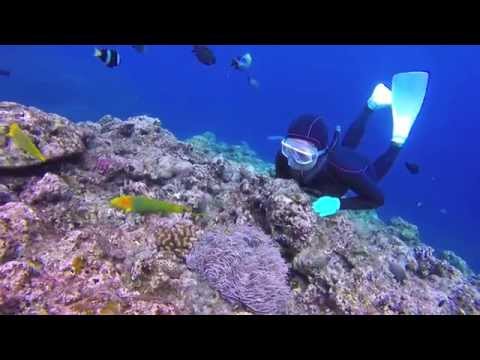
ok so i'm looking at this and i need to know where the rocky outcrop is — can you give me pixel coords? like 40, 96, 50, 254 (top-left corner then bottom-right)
0, 102, 86, 168
0, 103, 478, 315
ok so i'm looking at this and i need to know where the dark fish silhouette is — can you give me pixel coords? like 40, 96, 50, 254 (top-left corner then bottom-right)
131, 45, 145, 54
389, 261, 407, 284
0, 69, 10, 77
405, 162, 420, 174
192, 45, 216, 66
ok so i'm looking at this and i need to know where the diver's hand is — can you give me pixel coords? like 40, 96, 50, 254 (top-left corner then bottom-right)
312, 196, 341, 217
368, 83, 392, 110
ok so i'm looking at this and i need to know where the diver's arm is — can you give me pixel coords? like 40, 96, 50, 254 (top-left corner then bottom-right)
275, 150, 291, 179
338, 170, 385, 210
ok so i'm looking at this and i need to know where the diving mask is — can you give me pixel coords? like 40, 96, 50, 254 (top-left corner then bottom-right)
281, 138, 326, 166
281, 125, 342, 169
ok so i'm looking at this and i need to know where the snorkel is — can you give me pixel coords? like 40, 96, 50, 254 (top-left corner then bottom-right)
328, 125, 341, 153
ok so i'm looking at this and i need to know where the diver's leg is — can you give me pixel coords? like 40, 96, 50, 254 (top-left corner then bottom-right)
341, 106, 373, 149
342, 83, 392, 149
372, 143, 402, 181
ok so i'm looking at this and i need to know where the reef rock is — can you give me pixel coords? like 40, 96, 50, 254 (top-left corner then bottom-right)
186, 132, 274, 176
0, 202, 43, 264
0, 184, 17, 205
0, 102, 86, 168
290, 212, 479, 315
387, 216, 421, 246
20, 173, 72, 205
439, 250, 473, 277
0, 102, 478, 315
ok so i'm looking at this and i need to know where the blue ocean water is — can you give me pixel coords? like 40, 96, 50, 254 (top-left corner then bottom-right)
0, 45, 478, 271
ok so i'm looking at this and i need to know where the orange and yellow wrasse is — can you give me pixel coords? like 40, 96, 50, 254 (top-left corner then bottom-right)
6, 123, 46, 162
110, 195, 195, 216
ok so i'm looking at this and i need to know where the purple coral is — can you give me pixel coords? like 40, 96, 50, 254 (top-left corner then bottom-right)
95, 156, 114, 175
186, 225, 292, 314
95, 155, 123, 177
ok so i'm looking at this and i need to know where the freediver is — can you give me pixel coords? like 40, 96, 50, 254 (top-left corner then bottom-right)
275, 72, 430, 217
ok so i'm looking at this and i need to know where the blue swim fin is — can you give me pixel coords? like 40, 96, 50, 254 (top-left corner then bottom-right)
391, 71, 430, 146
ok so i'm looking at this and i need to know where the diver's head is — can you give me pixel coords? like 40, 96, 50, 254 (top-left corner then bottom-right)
282, 114, 338, 172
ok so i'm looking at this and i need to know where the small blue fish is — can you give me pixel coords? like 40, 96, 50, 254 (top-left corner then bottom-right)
231, 53, 253, 71
248, 76, 260, 89
267, 136, 283, 141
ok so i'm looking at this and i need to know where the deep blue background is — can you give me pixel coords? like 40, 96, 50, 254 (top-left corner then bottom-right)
0, 45, 478, 271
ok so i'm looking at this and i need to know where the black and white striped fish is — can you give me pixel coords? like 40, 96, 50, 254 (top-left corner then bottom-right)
94, 48, 121, 68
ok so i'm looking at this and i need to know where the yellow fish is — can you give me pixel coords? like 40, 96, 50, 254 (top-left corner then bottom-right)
110, 195, 193, 216
6, 123, 46, 162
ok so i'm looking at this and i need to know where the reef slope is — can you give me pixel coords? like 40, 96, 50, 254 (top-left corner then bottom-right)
0, 102, 478, 315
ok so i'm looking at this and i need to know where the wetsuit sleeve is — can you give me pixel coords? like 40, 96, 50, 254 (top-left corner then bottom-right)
337, 170, 385, 210
275, 150, 291, 179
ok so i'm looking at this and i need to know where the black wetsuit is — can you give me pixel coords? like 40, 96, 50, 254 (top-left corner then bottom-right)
275, 107, 401, 210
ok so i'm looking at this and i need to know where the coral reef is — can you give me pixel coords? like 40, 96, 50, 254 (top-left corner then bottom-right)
186, 132, 274, 176
387, 216, 421, 246
0, 101, 478, 315
186, 225, 292, 314
290, 213, 479, 315
0, 102, 85, 168
439, 250, 473, 277
20, 173, 72, 204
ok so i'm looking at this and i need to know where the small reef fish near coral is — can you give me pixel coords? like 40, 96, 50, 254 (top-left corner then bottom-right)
3, 123, 46, 162
110, 195, 193, 216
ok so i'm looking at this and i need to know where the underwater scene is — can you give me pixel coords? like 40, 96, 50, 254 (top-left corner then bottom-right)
0, 44, 479, 315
